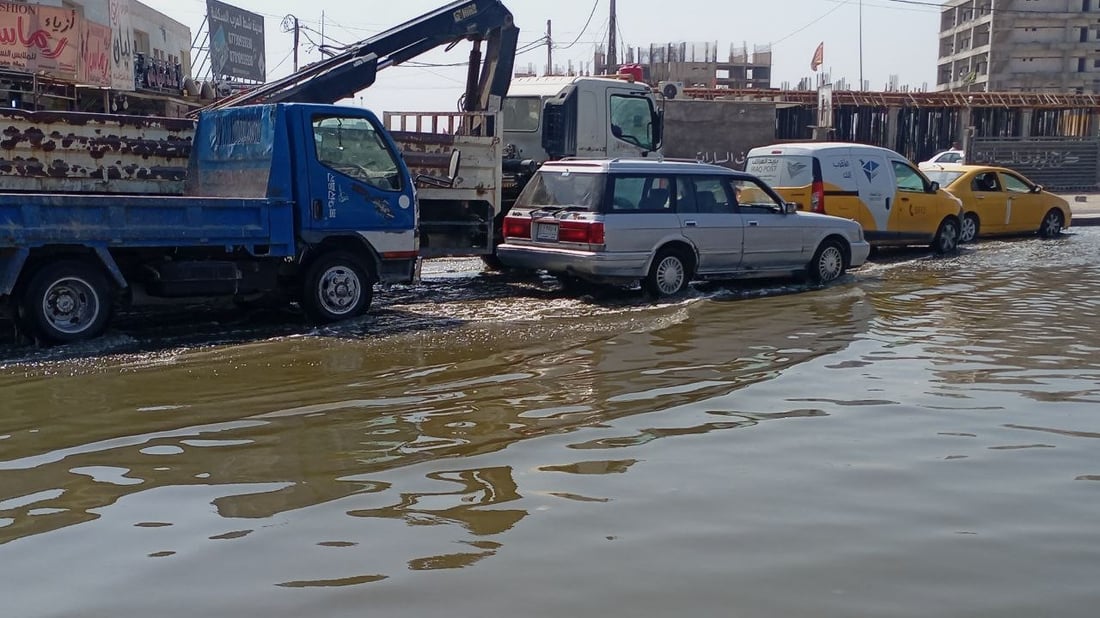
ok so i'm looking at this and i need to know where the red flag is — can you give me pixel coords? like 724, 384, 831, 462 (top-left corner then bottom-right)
810, 42, 824, 72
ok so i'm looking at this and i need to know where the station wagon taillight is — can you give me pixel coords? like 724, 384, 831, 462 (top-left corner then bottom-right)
558, 220, 605, 244
503, 216, 532, 239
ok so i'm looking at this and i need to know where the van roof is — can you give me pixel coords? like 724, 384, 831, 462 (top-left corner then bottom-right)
539, 158, 744, 176
746, 142, 902, 158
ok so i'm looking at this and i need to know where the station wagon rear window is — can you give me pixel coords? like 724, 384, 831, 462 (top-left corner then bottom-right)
517, 171, 606, 210
746, 155, 814, 187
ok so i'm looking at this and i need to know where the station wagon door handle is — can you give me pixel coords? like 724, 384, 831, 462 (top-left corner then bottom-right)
747, 221, 759, 226
684, 220, 698, 227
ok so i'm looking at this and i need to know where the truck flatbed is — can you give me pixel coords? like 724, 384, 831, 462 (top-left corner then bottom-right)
0, 194, 295, 254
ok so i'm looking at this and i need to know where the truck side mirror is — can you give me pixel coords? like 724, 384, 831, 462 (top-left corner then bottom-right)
652, 108, 664, 150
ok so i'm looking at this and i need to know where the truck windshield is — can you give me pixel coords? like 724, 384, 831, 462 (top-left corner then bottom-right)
517, 171, 606, 211
313, 115, 403, 192
504, 96, 541, 131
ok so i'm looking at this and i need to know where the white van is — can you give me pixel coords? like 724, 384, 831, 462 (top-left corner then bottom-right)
745, 143, 964, 253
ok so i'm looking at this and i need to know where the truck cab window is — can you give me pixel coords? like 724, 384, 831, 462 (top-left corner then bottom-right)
313, 115, 402, 192
609, 95, 655, 150
504, 96, 541, 131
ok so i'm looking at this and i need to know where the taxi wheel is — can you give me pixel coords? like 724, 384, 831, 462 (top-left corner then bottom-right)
643, 248, 693, 298
932, 218, 960, 254
809, 239, 847, 284
1039, 209, 1065, 238
960, 213, 980, 243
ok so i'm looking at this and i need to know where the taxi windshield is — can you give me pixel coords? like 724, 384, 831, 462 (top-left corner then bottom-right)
922, 170, 965, 188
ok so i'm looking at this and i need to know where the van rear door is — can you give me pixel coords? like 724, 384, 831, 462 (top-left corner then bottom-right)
746, 154, 814, 210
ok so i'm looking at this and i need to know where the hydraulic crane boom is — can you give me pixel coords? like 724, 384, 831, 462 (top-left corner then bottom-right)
201, 0, 518, 113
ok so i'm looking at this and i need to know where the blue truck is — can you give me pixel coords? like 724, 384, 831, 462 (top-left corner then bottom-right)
0, 0, 519, 343
0, 103, 422, 343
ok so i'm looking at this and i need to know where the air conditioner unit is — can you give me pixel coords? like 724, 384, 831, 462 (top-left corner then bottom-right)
658, 81, 684, 100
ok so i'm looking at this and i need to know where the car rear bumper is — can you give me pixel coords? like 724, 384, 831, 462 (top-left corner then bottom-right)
497, 244, 650, 280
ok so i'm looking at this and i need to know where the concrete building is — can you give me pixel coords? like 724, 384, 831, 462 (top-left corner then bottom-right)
938, 0, 1100, 93
0, 0, 194, 114
595, 42, 772, 89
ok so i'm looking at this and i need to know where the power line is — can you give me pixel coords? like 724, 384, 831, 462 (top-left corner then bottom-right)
555, 0, 600, 51
771, 0, 856, 47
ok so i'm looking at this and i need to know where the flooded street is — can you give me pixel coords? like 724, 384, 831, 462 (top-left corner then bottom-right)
2, 230, 1100, 618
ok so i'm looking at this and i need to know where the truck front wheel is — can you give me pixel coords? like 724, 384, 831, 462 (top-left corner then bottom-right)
301, 252, 373, 323
20, 260, 113, 343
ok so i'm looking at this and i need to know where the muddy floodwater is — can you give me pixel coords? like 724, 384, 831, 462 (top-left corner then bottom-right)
2, 230, 1100, 618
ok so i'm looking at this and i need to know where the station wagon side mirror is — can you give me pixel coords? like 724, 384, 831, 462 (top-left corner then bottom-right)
783, 202, 798, 214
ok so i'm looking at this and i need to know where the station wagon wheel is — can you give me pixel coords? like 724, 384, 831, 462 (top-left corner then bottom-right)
1039, 209, 1065, 238
960, 213, 980, 243
809, 239, 846, 284
931, 218, 960, 254
302, 251, 374, 323
643, 248, 693, 298
20, 259, 113, 343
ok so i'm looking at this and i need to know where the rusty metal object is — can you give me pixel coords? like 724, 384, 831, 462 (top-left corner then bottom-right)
0, 109, 196, 195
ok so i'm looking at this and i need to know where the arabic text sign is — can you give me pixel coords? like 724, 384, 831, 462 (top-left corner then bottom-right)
80, 20, 111, 87
109, 0, 134, 90
0, 2, 82, 79
206, 0, 265, 82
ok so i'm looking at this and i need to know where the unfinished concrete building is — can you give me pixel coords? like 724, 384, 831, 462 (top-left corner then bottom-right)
595, 42, 772, 89
938, 0, 1100, 93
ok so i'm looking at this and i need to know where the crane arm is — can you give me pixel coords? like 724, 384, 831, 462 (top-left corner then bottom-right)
201, 0, 517, 112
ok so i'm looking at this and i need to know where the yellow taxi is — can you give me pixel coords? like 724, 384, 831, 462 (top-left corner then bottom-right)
919, 164, 1071, 243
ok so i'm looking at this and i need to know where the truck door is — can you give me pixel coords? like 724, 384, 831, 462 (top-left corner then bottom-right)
299, 111, 417, 252
606, 91, 660, 159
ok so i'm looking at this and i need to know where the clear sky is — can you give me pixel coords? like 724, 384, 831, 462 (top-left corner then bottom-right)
141, 0, 944, 111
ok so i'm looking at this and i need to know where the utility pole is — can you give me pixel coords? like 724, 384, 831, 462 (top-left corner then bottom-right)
292, 15, 300, 72
546, 19, 552, 76
858, 0, 864, 91
607, 0, 617, 73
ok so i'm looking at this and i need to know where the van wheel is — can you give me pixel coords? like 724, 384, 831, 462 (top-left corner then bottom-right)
643, 248, 693, 298
301, 252, 373, 323
960, 213, 980, 243
809, 239, 846, 283
20, 260, 113, 343
931, 218, 960, 254
1039, 209, 1064, 238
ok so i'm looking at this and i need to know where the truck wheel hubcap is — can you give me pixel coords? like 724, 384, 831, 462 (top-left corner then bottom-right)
43, 278, 99, 334
318, 266, 361, 315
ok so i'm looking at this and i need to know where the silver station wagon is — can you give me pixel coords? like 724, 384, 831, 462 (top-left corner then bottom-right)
497, 159, 871, 296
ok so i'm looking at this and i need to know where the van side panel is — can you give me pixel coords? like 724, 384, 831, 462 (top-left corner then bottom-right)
851, 152, 893, 232
820, 153, 868, 225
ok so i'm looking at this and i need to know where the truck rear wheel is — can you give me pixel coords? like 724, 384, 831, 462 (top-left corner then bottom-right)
301, 252, 373, 323
20, 260, 113, 343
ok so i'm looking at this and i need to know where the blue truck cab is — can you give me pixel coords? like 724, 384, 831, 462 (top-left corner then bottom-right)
0, 103, 420, 343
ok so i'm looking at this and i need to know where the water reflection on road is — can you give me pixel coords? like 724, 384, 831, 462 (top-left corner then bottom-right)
2, 231, 1100, 618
